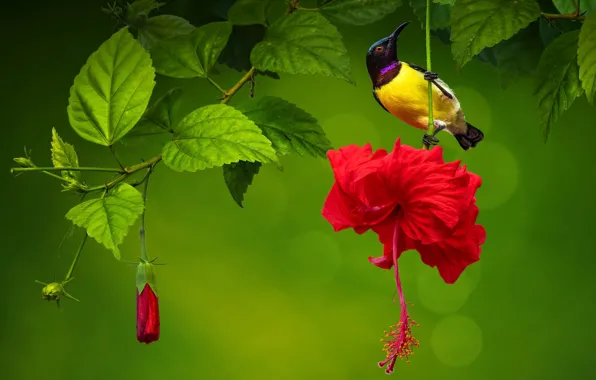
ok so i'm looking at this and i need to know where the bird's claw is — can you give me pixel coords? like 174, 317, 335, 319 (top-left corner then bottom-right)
433, 120, 446, 134
422, 134, 440, 147
424, 71, 439, 81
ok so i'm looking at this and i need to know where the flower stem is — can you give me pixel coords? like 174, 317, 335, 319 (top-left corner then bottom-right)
11, 166, 123, 173
109, 145, 124, 169
139, 167, 154, 262
424, 0, 434, 150
64, 233, 88, 282
207, 76, 226, 94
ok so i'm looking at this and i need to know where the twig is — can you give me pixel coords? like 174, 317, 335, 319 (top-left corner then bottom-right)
424, 0, 434, 150
220, 67, 257, 104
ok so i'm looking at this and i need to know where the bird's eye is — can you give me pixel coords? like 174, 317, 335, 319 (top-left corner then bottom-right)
375, 46, 384, 53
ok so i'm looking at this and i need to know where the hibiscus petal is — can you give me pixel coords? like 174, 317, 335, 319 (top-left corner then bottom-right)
322, 183, 361, 232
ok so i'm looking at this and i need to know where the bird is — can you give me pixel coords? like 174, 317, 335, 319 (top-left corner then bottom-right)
366, 21, 484, 150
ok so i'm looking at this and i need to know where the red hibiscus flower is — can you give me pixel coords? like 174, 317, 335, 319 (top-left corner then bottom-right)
321, 139, 485, 374
136, 262, 160, 344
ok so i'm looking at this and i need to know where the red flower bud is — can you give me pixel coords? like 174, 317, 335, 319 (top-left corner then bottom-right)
136, 261, 160, 344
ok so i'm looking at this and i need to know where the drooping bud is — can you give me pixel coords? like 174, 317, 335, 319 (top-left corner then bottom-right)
136, 261, 160, 344
41, 282, 64, 301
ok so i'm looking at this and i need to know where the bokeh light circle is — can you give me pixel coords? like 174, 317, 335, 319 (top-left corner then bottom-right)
431, 315, 483, 367
416, 261, 482, 315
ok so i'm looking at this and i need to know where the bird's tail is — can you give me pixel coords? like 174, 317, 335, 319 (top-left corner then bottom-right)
454, 123, 484, 151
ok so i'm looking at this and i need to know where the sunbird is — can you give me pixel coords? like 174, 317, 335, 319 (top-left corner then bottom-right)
366, 21, 484, 150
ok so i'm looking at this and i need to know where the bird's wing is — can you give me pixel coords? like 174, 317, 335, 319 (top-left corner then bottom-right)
373, 90, 390, 113
407, 62, 454, 100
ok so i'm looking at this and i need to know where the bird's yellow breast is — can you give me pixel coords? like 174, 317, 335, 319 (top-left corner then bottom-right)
375, 63, 458, 130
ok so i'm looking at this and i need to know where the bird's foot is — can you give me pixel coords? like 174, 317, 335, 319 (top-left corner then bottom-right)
422, 121, 447, 148
422, 134, 440, 147
424, 71, 439, 81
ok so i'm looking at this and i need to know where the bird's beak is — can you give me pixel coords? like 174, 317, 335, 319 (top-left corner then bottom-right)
387, 21, 410, 58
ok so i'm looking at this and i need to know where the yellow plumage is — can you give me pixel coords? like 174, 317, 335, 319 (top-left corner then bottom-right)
374, 63, 462, 132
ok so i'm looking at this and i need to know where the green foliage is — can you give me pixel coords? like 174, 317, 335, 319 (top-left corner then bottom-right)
317, 0, 403, 26
250, 12, 354, 84
493, 24, 543, 88
227, 0, 272, 26
552, 0, 596, 14
65, 183, 145, 259
137, 15, 195, 50
150, 22, 232, 78
67, 27, 156, 146
127, 88, 184, 139
535, 30, 583, 141
578, 12, 596, 104
433, 0, 454, 4
223, 161, 262, 207
162, 104, 278, 172
409, 0, 451, 30
50, 128, 80, 181
235, 96, 332, 157
450, 0, 541, 68
127, 0, 164, 25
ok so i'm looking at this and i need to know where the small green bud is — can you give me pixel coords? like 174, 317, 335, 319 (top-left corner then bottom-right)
13, 157, 33, 168
41, 282, 64, 301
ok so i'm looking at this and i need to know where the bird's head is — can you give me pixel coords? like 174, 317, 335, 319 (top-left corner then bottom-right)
366, 21, 410, 85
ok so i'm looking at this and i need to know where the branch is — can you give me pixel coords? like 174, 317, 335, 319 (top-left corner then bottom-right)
83, 154, 162, 193
64, 233, 88, 282
11, 166, 123, 174
424, 0, 434, 150
220, 67, 256, 104
541, 13, 585, 21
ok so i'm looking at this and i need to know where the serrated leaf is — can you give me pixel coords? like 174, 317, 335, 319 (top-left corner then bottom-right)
127, 0, 164, 25
150, 21, 232, 78
65, 183, 144, 259
162, 104, 278, 172
223, 161, 262, 207
318, 0, 402, 26
450, 0, 541, 69
250, 12, 353, 84
50, 128, 80, 180
494, 23, 543, 88
128, 88, 184, 139
219, 24, 266, 71
228, 0, 272, 26
535, 30, 583, 142
578, 12, 596, 103
236, 96, 332, 157
138, 15, 195, 50
67, 28, 156, 146
552, 0, 596, 14
538, 17, 582, 47
409, 0, 451, 30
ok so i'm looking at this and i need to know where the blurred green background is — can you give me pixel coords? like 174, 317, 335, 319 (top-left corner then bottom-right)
2, 0, 595, 379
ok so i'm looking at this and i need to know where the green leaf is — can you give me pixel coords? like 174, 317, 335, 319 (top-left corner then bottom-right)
433, 0, 454, 4
127, 88, 184, 139
228, 0, 272, 26
50, 128, 80, 181
450, 0, 541, 68
535, 30, 583, 142
494, 23, 543, 88
317, 0, 402, 26
138, 15, 195, 50
223, 161, 262, 207
578, 12, 596, 103
127, 0, 164, 25
552, 0, 596, 14
236, 96, 332, 157
162, 104, 278, 172
65, 183, 144, 259
250, 12, 353, 84
150, 21, 232, 78
409, 0, 451, 30
538, 17, 582, 47
67, 27, 156, 146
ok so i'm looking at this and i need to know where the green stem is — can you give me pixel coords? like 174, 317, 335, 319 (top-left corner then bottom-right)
207, 76, 226, 94
139, 168, 153, 262
11, 166, 123, 174
108, 145, 124, 169
424, 0, 434, 150
83, 154, 162, 193
541, 12, 585, 21
221, 67, 256, 104
64, 233, 88, 282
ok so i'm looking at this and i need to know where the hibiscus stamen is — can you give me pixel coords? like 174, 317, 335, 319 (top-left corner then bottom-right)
378, 220, 420, 375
